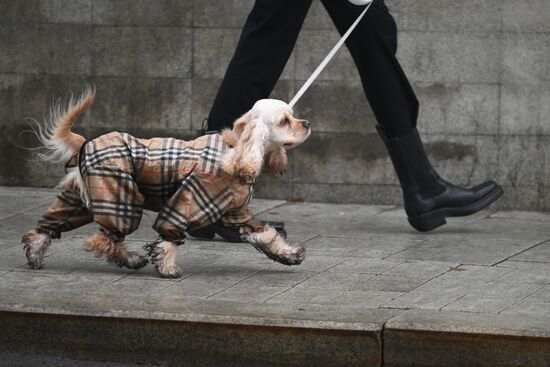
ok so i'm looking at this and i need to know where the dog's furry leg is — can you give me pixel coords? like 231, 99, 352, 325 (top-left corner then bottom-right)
247, 226, 305, 266
144, 240, 182, 279
22, 229, 53, 269
85, 232, 148, 270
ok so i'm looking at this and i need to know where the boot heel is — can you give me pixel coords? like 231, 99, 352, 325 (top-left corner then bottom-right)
408, 211, 447, 232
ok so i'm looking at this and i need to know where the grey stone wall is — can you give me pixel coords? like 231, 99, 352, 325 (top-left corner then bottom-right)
1, 0, 549, 210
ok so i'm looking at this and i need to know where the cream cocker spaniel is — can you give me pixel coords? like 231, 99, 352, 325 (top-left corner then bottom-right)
22, 86, 310, 278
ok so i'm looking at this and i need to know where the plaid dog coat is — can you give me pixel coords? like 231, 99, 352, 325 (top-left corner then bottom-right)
37, 132, 254, 243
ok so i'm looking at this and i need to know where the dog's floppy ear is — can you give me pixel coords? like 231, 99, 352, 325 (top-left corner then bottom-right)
233, 112, 250, 138
222, 113, 269, 182
264, 147, 288, 176
221, 112, 250, 148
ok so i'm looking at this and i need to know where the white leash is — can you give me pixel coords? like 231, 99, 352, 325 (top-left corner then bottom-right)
288, 0, 374, 108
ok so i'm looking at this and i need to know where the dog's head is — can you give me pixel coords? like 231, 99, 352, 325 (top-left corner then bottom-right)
222, 99, 310, 182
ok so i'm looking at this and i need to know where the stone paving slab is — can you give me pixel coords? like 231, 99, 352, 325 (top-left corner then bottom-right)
0, 187, 549, 366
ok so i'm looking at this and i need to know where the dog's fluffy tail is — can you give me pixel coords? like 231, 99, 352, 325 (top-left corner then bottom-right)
32, 85, 96, 206
36, 85, 95, 163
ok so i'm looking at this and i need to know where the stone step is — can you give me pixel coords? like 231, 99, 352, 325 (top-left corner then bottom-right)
385, 309, 550, 367
0, 297, 388, 367
1, 300, 549, 367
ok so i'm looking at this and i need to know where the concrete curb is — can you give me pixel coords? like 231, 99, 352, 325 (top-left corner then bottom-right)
1, 302, 549, 367
384, 309, 550, 367
0, 300, 390, 367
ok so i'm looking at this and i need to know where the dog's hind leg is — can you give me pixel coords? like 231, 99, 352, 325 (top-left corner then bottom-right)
22, 229, 53, 270
85, 230, 148, 270
22, 188, 93, 269
83, 165, 149, 270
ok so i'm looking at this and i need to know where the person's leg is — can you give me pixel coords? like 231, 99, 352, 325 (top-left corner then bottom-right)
322, 0, 503, 231
321, 0, 416, 138
206, 0, 313, 132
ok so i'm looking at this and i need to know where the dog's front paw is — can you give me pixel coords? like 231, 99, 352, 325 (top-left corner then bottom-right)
144, 240, 182, 279
282, 244, 305, 266
156, 264, 183, 279
22, 229, 52, 270
247, 227, 306, 266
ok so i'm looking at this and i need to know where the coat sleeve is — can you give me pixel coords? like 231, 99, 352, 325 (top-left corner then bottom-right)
153, 172, 234, 242
218, 182, 256, 227
219, 206, 255, 227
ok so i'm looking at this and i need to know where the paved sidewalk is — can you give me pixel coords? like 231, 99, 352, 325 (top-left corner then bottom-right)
0, 186, 549, 366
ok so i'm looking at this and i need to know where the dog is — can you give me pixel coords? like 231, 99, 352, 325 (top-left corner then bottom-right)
21, 86, 310, 278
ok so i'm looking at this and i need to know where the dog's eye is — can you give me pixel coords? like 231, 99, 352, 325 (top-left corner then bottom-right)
280, 118, 290, 126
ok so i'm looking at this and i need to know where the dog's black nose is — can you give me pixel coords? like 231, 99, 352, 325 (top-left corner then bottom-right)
302, 120, 310, 128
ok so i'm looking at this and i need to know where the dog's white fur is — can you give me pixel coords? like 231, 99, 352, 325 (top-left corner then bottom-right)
248, 226, 305, 265
23, 89, 310, 278
221, 99, 310, 182
145, 241, 182, 279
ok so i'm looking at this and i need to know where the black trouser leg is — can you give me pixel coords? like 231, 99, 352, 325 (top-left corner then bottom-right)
321, 0, 418, 138
207, 0, 313, 131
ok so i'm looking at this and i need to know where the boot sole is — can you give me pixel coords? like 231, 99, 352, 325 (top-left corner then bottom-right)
188, 226, 243, 243
408, 185, 504, 232
188, 225, 288, 243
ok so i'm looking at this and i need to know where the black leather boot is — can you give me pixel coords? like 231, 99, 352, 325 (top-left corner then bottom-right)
377, 126, 503, 232
188, 221, 287, 243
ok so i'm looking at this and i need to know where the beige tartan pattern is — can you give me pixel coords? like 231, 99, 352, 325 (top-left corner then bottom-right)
37, 182, 93, 237
38, 132, 254, 242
